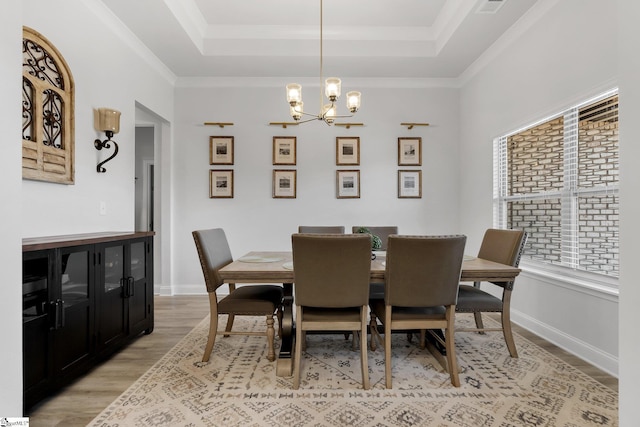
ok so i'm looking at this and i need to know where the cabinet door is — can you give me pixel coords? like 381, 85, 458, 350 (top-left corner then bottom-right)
53, 245, 94, 380
97, 243, 128, 350
128, 238, 154, 336
23, 250, 54, 407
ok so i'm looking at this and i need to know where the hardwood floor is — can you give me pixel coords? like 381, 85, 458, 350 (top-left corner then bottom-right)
26, 295, 210, 427
26, 296, 617, 426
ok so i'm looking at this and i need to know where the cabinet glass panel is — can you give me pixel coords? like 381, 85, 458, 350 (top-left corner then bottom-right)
130, 241, 146, 281
23, 253, 50, 393
104, 246, 124, 292
61, 251, 89, 307
23, 256, 49, 319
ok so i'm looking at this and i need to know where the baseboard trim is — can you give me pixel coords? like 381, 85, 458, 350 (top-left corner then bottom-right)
512, 310, 618, 377
157, 284, 207, 296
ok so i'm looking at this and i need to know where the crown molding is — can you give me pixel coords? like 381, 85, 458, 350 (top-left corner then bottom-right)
175, 76, 462, 89
458, 0, 561, 87
88, 0, 177, 85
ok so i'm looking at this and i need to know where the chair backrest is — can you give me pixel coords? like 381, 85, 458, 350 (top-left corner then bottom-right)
477, 229, 527, 267
351, 226, 398, 251
385, 235, 466, 307
298, 226, 345, 234
292, 233, 371, 308
192, 228, 233, 293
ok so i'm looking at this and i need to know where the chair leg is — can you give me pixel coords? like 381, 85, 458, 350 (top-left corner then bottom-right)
501, 289, 518, 357
293, 306, 303, 389
384, 307, 392, 389
203, 295, 219, 362
223, 314, 235, 337
352, 330, 358, 351
445, 307, 460, 387
359, 306, 370, 390
501, 310, 518, 358
266, 315, 276, 362
369, 312, 382, 351
473, 311, 485, 334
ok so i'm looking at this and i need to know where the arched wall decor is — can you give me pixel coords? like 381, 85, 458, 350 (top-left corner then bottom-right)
22, 26, 75, 184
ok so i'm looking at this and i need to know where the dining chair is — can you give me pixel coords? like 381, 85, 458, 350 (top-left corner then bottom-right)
351, 226, 398, 251
298, 225, 345, 234
297, 225, 351, 347
192, 228, 284, 363
455, 228, 527, 358
291, 233, 372, 389
369, 235, 466, 388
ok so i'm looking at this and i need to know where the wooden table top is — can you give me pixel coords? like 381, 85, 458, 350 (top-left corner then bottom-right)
219, 251, 521, 283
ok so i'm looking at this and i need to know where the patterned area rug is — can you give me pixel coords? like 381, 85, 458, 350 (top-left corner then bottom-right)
89, 315, 617, 427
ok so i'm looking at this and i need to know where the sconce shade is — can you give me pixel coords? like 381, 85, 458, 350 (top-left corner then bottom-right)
286, 84, 302, 106
346, 91, 361, 113
325, 78, 341, 101
96, 108, 121, 134
290, 102, 303, 120
94, 108, 121, 173
323, 103, 336, 123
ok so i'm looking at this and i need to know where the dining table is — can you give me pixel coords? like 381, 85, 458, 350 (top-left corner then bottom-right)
218, 251, 521, 377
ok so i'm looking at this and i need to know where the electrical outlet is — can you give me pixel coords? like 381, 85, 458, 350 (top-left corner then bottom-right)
99, 201, 107, 215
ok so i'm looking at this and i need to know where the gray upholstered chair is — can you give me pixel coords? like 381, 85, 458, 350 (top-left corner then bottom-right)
369, 235, 466, 388
351, 226, 398, 251
455, 228, 527, 358
298, 225, 345, 234
297, 226, 351, 346
193, 228, 283, 363
291, 233, 372, 389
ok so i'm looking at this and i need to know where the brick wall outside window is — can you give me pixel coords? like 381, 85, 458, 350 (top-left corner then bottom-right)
495, 92, 619, 278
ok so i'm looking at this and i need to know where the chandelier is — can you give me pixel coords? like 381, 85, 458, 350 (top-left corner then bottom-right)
285, 0, 361, 125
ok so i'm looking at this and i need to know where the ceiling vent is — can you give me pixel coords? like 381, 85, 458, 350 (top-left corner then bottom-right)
475, 0, 507, 14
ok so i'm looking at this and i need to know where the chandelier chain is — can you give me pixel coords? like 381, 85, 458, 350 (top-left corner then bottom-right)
284, 0, 361, 125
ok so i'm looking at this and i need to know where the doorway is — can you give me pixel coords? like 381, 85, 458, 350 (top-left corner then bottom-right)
135, 127, 154, 232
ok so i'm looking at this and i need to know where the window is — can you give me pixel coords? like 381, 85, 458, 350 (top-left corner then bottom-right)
494, 90, 619, 279
22, 26, 75, 184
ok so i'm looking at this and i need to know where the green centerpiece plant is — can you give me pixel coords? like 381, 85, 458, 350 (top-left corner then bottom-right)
355, 227, 382, 251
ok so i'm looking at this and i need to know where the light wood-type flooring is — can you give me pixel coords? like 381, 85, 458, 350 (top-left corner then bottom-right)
26, 295, 618, 426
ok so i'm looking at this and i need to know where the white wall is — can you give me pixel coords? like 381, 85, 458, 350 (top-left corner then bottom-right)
459, 0, 619, 375
618, 0, 640, 424
4, 0, 634, 419
172, 84, 461, 293
0, 0, 24, 416
0, 0, 175, 413
21, 0, 174, 237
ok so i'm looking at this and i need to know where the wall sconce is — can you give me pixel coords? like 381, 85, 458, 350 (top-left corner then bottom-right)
94, 108, 121, 173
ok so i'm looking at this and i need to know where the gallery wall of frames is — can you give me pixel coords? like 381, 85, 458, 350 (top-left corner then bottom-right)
208, 135, 423, 200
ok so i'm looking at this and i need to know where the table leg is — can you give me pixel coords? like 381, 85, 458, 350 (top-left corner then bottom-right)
276, 283, 294, 376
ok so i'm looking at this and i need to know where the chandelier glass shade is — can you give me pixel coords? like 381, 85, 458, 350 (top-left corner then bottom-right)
285, 0, 361, 125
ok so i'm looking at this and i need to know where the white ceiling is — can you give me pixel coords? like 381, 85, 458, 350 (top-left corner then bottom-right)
100, 0, 539, 80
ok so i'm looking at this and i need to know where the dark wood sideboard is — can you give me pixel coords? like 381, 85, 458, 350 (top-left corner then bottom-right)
22, 232, 154, 411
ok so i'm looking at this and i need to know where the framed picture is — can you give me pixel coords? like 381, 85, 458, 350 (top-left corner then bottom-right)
398, 170, 422, 198
209, 136, 234, 165
273, 136, 297, 165
336, 170, 360, 199
336, 137, 360, 165
398, 137, 422, 166
209, 170, 233, 198
273, 169, 297, 198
